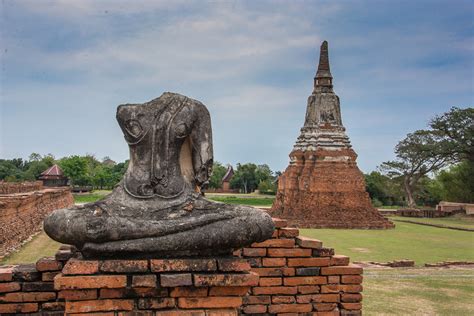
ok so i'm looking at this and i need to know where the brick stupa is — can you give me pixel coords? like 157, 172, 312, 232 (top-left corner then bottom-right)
272, 41, 394, 229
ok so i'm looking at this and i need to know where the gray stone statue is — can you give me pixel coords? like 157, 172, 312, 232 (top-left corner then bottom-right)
44, 92, 274, 258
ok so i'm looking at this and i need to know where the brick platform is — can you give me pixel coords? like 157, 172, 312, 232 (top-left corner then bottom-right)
0, 218, 363, 315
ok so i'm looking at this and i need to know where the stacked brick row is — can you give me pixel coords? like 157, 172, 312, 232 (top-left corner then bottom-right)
55, 256, 259, 315
0, 181, 43, 195
0, 245, 75, 315
0, 187, 74, 257
234, 218, 363, 315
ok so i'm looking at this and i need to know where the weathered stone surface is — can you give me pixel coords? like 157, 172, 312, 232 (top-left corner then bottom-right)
271, 41, 394, 230
44, 93, 274, 258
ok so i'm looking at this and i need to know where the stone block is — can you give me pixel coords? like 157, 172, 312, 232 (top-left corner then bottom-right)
151, 259, 217, 272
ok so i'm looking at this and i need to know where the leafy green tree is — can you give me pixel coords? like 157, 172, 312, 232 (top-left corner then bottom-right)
380, 130, 453, 208
58, 156, 90, 186
433, 160, 474, 203
209, 162, 227, 189
230, 163, 258, 193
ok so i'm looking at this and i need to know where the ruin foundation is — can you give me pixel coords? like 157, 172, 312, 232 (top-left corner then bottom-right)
0, 186, 74, 258
0, 218, 363, 315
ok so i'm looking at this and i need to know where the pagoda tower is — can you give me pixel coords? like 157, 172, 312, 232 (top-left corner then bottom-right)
271, 41, 394, 229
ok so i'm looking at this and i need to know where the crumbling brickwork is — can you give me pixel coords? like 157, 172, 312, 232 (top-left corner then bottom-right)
0, 187, 74, 257
0, 181, 43, 195
0, 218, 364, 315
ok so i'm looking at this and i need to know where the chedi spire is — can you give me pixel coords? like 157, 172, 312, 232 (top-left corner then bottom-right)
314, 40, 333, 92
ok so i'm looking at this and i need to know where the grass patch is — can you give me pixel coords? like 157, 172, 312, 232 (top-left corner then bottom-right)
364, 268, 474, 315
1, 231, 61, 265
208, 196, 274, 206
300, 222, 474, 266
73, 190, 110, 203
391, 215, 474, 229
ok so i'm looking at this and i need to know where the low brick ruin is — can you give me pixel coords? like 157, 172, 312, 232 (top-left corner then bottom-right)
0, 184, 74, 258
0, 218, 363, 315
272, 41, 393, 229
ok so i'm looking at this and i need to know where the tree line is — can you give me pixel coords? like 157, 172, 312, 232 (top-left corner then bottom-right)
1, 107, 471, 205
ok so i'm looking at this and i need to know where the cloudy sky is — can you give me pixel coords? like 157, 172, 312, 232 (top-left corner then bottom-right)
1, 0, 473, 173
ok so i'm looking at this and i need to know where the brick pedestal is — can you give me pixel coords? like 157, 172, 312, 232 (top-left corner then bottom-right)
0, 218, 364, 315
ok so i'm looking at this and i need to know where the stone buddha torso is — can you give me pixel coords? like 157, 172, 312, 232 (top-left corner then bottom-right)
44, 93, 274, 258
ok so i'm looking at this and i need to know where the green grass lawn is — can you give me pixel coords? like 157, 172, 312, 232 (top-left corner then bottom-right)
73, 190, 110, 203
390, 215, 474, 230
1, 231, 61, 265
364, 268, 474, 315
300, 222, 474, 266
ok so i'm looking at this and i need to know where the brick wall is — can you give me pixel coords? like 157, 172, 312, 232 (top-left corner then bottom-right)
0, 181, 43, 195
0, 187, 74, 257
0, 218, 363, 315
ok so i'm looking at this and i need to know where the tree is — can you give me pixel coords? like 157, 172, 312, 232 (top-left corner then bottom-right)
433, 160, 474, 203
429, 107, 474, 162
380, 130, 453, 208
230, 163, 258, 193
209, 162, 227, 189
58, 156, 90, 186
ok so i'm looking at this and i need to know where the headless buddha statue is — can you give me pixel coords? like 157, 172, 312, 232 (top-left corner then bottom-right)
44, 93, 274, 258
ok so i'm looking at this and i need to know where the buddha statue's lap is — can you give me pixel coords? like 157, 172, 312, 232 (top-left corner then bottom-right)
44, 93, 274, 258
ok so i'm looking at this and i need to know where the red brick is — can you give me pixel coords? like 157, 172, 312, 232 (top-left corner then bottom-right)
132, 274, 157, 288
298, 285, 320, 294
132, 287, 169, 298
328, 276, 340, 283
160, 274, 192, 287
194, 273, 258, 287
321, 284, 363, 293
0, 282, 20, 293
252, 286, 297, 295
170, 287, 208, 297
288, 257, 330, 267
296, 236, 323, 249
340, 310, 361, 316
99, 288, 127, 298
41, 301, 65, 311
209, 286, 249, 296
178, 297, 242, 309
63, 259, 99, 275
248, 258, 262, 268
100, 260, 148, 273
137, 298, 175, 309
58, 289, 97, 300
330, 255, 350, 266
206, 309, 238, 316
217, 258, 251, 272
272, 218, 288, 228
119, 313, 151, 316
232, 249, 242, 257
0, 291, 56, 302
36, 257, 62, 272
151, 259, 217, 272
278, 227, 299, 238
341, 293, 362, 302
259, 277, 282, 286
284, 276, 327, 286
0, 266, 14, 282
313, 247, 335, 257
341, 302, 362, 310
243, 304, 267, 313
300, 294, 340, 303
0, 302, 38, 313
341, 275, 363, 284
314, 303, 338, 311
42, 271, 59, 281
321, 265, 363, 275
66, 299, 134, 313
268, 248, 311, 257
272, 295, 296, 304
243, 295, 271, 305
268, 303, 312, 313
154, 311, 205, 316
252, 239, 295, 248
272, 230, 279, 238
21, 281, 54, 292
251, 267, 295, 277
55, 275, 127, 289
242, 248, 266, 257
262, 258, 286, 267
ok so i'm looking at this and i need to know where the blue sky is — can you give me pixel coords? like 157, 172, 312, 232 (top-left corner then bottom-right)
1, 0, 473, 173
